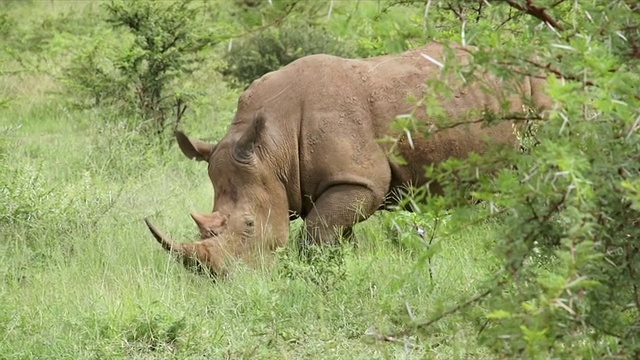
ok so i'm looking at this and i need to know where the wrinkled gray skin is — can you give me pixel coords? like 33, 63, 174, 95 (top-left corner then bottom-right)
145, 42, 551, 276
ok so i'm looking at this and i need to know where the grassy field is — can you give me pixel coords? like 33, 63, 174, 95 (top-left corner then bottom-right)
1, 1, 504, 358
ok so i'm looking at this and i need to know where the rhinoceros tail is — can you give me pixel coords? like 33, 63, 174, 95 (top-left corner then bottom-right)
144, 218, 184, 253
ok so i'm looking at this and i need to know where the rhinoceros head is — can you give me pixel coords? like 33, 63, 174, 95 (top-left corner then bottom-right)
144, 110, 291, 276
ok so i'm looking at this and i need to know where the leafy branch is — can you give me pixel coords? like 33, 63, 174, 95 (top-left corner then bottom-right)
503, 0, 566, 31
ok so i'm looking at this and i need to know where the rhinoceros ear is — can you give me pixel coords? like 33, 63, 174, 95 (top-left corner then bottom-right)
234, 109, 267, 162
175, 130, 215, 162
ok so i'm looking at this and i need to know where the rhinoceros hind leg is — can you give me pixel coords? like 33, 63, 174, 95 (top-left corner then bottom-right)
301, 184, 383, 252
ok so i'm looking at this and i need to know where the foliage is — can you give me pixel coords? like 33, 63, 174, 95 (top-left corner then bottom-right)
0, 11, 11, 40
121, 309, 187, 353
222, 21, 356, 87
342, 1, 425, 57
0, 142, 118, 280
228, 0, 331, 31
1, 3, 101, 55
378, 0, 640, 357
63, 0, 218, 137
221, 0, 428, 87
83, 119, 171, 182
275, 244, 347, 294
0, 135, 116, 234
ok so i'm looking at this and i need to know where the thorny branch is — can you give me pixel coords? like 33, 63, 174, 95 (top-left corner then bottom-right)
384, 171, 570, 338
522, 59, 593, 86
496, 7, 523, 30
506, 190, 568, 275
411, 277, 508, 330
387, 0, 639, 345
228, 1, 299, 40
443, 2, 466, 23
382, 274, 507, 339
623, 242, 640, 358
512, 58, 640, 101
426, 216, 439, 282
417, 213, 442, 282
504, 0, 565, 31
473, 0, 485, 23
625, 244, 640, 321
174, 97, 188, 128
424, 113, 546, 136
585, 319, 624, 340
524, 196, 541, 223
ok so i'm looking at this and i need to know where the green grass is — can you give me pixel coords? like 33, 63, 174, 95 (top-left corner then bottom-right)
0, 101, 503, 358
0, 1, 505, 358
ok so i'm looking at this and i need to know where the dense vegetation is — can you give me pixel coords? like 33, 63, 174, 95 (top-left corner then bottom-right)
1, 0, 638, 358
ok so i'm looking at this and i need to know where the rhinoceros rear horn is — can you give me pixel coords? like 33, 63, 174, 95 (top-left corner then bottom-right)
234, 109, 267, 162
144, 218, 185, 254
175, 130, 215, 162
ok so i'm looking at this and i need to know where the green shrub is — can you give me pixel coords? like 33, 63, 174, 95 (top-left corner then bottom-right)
63, 0, 217, 137
275, 243, 347, 294
0, 163, 116, 238
122, 310, 187, 354
375, 1, 640, 357
2, 4, 103, 58
0, 126, 118, 261
222, 22, 357, 87
82, 119, 169, 182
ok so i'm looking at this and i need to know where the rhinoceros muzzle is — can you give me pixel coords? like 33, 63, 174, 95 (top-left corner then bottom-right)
143, 217, 228, 277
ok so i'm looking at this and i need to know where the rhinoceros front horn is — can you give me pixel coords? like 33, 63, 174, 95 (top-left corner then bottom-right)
144, 217, 184, 254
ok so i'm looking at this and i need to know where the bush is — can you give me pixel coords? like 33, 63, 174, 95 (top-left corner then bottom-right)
64, 0, 217, 137
371, 1, 640, 357
1, 3, 104, 58
83, 119, 169, 182
0, 161, 116, 240
0, 126, 118, 261
222, 22, 356, 87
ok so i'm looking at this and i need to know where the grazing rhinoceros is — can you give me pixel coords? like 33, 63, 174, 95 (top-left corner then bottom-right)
144, 42, 551, 276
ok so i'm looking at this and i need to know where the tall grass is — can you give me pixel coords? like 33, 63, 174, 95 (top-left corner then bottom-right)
0, 1, 504, 358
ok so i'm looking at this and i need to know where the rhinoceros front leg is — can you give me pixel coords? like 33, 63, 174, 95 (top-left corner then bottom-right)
302, 184, 384, 250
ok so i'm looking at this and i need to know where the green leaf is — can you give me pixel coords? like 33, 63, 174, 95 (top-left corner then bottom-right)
486, 310, 512, 319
